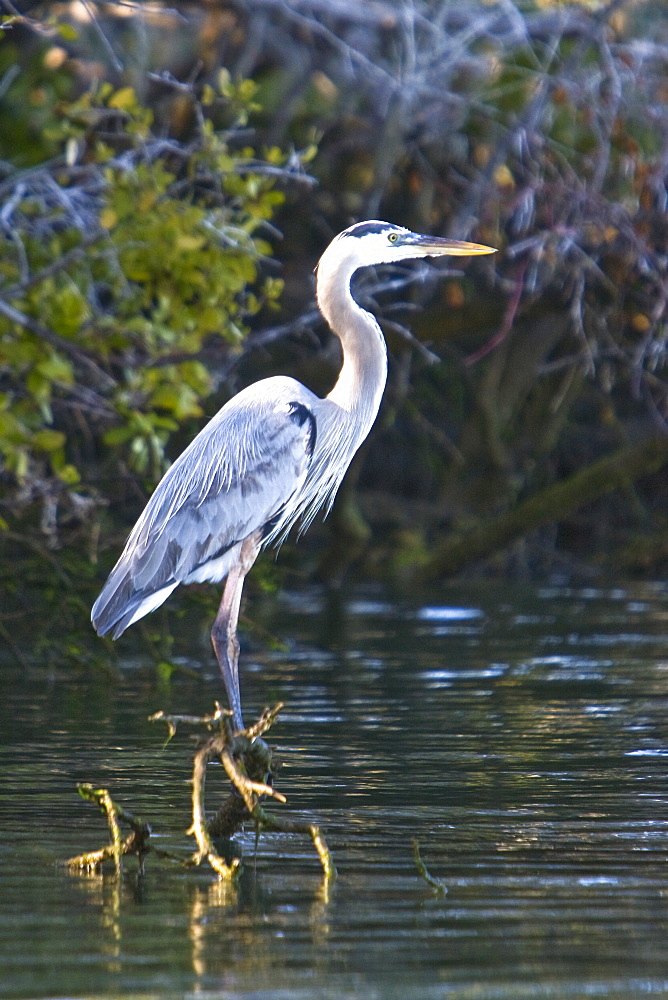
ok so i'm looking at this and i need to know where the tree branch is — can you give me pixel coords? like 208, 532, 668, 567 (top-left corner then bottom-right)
422, 434, 668, 578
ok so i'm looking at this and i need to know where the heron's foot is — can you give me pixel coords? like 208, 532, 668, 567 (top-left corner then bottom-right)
230, 733, 273, 783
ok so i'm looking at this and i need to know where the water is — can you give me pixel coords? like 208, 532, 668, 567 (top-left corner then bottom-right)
2, 580, 668, 998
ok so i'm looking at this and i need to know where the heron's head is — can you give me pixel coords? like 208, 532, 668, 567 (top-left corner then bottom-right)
325, 220, 496, 273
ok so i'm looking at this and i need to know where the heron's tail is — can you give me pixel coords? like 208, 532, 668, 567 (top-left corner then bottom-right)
91, 569, 178, 639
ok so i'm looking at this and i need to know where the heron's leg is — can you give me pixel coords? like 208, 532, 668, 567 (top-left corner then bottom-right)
211, 533, 260, 730
212, 567, 245, 730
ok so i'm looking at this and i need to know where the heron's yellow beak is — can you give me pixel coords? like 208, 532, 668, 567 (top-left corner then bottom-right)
409, 234, 497, 256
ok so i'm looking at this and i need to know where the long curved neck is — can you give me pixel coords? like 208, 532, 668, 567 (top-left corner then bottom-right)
277, 246, 389, 536
316, 264, 388, 440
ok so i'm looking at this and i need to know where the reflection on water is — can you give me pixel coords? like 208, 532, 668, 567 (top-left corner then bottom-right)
1, 580, 668, 998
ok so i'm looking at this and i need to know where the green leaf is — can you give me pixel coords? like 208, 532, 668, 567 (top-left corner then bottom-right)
56, 22, 79, 41
33, 429, 66, 451
36, 353, 74, 383
108, 86, 137, 111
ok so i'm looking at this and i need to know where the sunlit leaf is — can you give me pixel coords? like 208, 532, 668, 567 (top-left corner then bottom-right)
56, 22, 79, 41
108, 86, 137, 111
33, 429, 66, 451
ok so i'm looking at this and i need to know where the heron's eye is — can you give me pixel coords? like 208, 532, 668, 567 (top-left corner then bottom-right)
388, 232, 399, 243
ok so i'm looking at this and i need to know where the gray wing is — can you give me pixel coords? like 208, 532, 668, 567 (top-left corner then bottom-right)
91, 378, 317, 638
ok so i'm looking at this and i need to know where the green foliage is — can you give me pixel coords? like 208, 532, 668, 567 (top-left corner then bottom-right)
0, 39, 76, 165
0, 70, 291, 522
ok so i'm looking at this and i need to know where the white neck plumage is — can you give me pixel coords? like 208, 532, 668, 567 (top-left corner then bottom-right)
316, 252, 388, 446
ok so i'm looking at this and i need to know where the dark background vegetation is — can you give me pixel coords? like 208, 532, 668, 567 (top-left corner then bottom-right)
1, 0, 667, 668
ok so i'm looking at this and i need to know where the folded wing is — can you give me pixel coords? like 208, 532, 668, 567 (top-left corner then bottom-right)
91, 378, 317, 638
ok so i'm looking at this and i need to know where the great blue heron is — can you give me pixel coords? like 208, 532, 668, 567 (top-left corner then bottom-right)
92, 220, 495, 728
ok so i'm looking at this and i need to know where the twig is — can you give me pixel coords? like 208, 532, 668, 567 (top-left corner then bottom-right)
412, 839, 447, 895
98, 1, 187, 20
0, 233, 104, 298
381, 318, 440, 365
186, 734, 241, 879
405, 401, 465, 465
234, 161, 317, 187
465, 258, 527, 367
245, 701, 285, 739
65, 783, 152, 874
148, 700, 229, 742
252, 804, 337, 880
79, 0, 124, 72
0, 0, 55, 35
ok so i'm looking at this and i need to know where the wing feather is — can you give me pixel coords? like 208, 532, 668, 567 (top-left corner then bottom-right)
92, 377, 317, 637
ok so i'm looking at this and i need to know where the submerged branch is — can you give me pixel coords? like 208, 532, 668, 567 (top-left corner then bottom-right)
64, 783, 152, 874
65, 705, 335, 880
154, 702, 336, 880
186, 734, 241, 879
412, 839, 447, 895
251, 804, 338, 881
